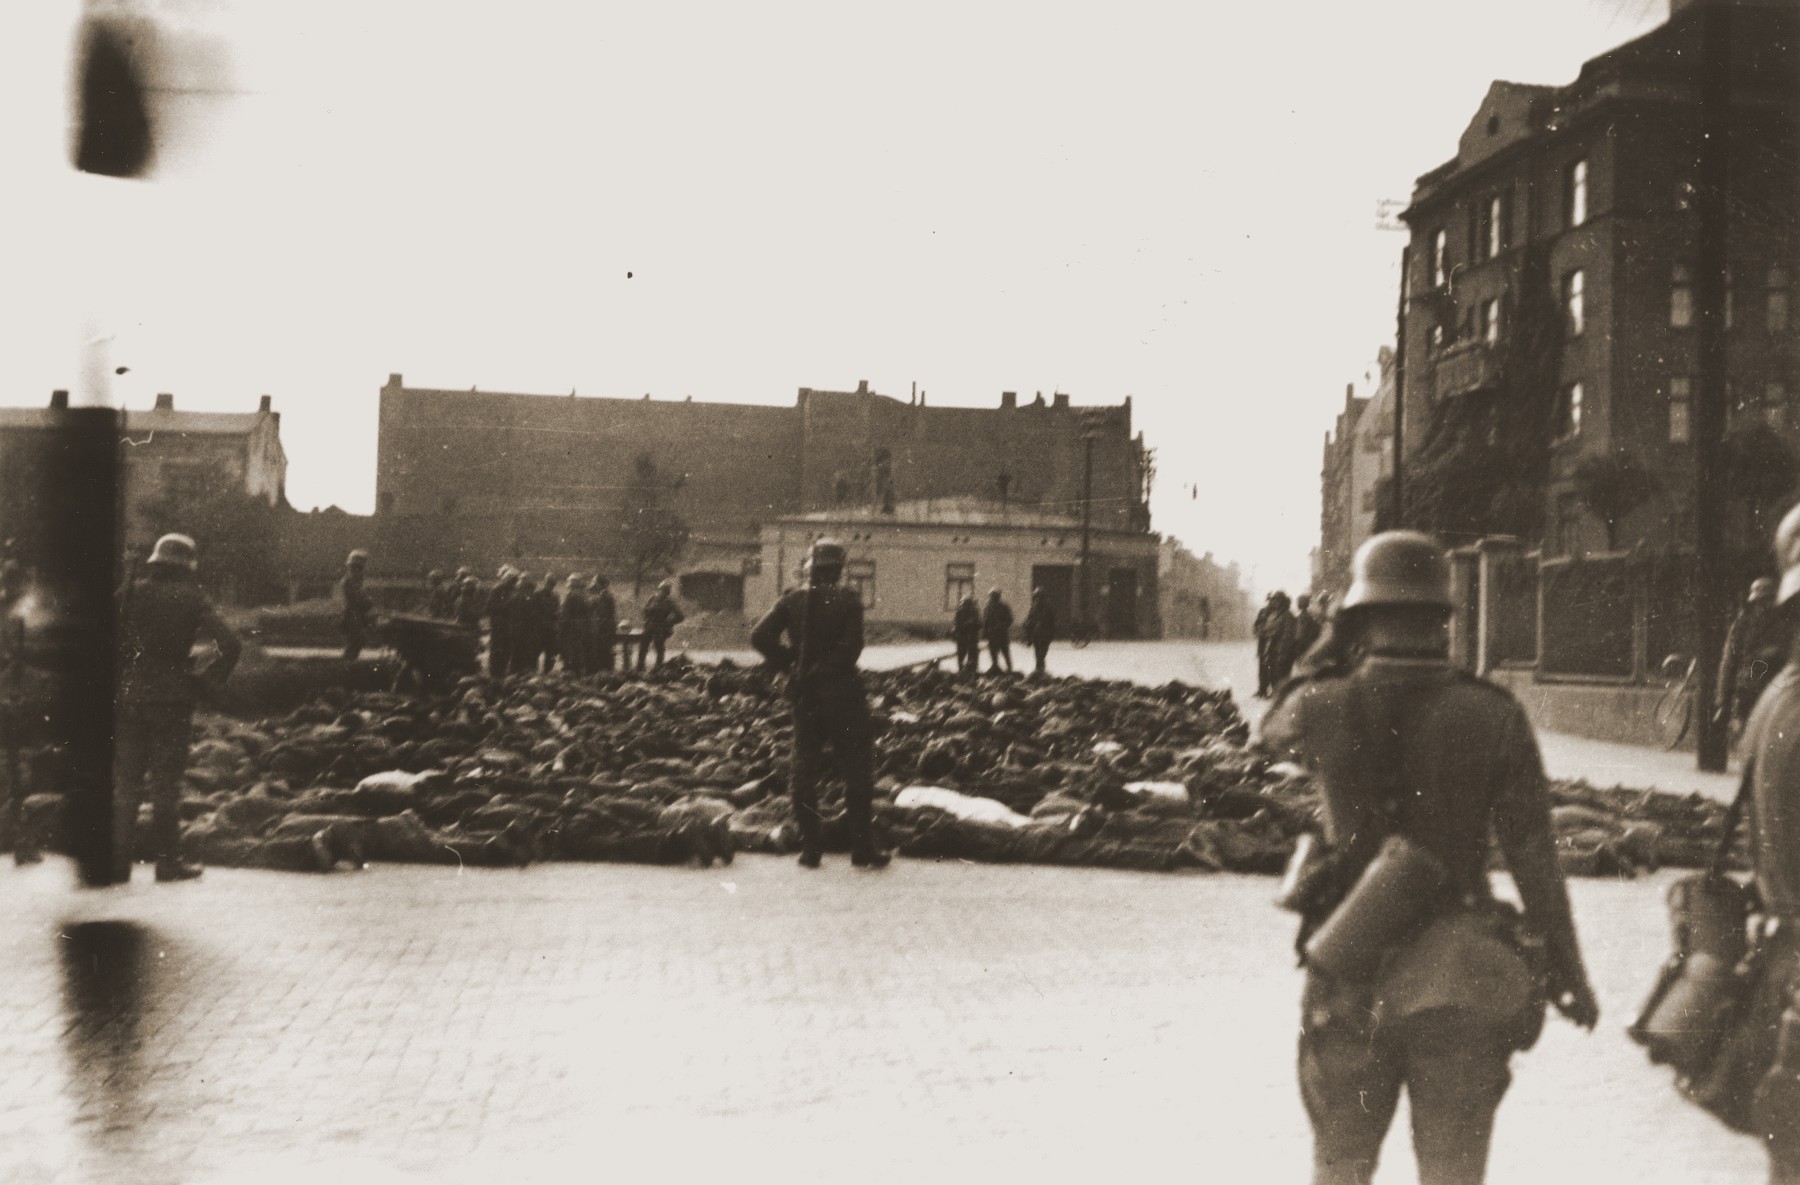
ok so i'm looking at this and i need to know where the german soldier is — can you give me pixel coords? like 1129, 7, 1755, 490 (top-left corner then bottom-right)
638, 580, 683, 672
1740, 504, 1800, 1185
592, 576, 618, 673
951, 593, 982, 674
982, 587, 1014, 673
1718, 576, 1792, 736
558, 574, 592, 677
338, 549, 373, 661
1258, 530, 1597, 1185
485, 568, 518, 678
117, 533, 242, 882
750, 538, 890, 870
1023, 587, 1056, 676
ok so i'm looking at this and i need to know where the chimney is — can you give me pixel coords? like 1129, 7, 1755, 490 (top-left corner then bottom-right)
1001, 391, 1017, 409
259, 394, 273, 412
386, 373, 403, 388
49, 390, 69, 409
1052, 393, 1070, 409
856, 379, 869, 395
154, 393, 174, 411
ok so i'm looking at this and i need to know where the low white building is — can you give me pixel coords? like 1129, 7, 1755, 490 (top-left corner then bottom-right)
744, 497, 1162, 638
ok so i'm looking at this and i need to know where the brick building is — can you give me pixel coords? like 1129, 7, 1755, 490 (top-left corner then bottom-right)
1158, 539, 1253, 640
0, 391, 287, 563
746, 497, 1162, 638
1396, 0, 1798, 564
374, 376, 1153, 608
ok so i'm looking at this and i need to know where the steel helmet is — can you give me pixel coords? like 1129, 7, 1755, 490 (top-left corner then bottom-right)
1748, 576, 1777, 604
346, 549, 368, 568
1776, 502, 1800, 606
809, 538, 846, 568
1340, 531, 1452, 612
147, 533, 198, 571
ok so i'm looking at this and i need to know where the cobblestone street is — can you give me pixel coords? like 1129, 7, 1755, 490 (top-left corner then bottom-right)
0, 852, 1768, 1185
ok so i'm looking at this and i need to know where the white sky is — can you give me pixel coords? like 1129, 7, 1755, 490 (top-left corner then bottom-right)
0, 0, 1667, 594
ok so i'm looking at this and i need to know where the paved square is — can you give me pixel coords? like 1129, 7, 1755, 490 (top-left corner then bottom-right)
0, 852, 1768, 1185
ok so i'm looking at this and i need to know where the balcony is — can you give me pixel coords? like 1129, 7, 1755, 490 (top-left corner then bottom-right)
1431, 340, 1500, 400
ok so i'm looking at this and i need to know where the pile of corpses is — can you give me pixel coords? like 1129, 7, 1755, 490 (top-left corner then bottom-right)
11, 661, 1749, 877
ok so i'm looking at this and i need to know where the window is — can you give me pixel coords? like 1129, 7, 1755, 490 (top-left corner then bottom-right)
1669, 377, 1692, 444
1768, 382, 1789, 431
1567, 159, 1588, 228
1480, 194, 1506, 259
944, 562, 974, 611
1554, 382, 1584, 439
1563, 270, 1585, 338
1769, 266, 1791, 335
1671, 264, 1694, 328
1481, 298, 1501, 345
845, 559, 876, 605
1432, 228, 1448, 287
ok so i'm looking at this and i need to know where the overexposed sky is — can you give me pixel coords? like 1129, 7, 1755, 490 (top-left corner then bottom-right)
0, 0, 1667, 593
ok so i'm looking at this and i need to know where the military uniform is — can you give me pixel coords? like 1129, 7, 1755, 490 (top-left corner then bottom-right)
118, 547, 241, 880
639, 586, 683, 671
592, 583, 618, 673
1721, 590, 1792, 731
751, 567, 884, 865
1023, 593, 1055, 675
558, 578, 592, 676
952, 597, 982, 673
1261, 653, 1590, 1185
485, 576, 517, 677
339, 559, 373, 661
982, 593, 1014, 673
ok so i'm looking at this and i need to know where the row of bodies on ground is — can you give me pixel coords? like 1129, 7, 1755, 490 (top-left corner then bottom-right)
3, 661, 1746, 881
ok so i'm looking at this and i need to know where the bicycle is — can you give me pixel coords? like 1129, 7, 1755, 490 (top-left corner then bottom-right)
1653, 652, 1697, 750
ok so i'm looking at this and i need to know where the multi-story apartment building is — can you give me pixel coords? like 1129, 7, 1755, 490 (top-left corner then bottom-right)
1397, 0, 1798, 564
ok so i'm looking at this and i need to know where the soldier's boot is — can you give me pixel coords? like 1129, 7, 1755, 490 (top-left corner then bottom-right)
309, 829, 338, 872
796, 840, 823, 870
850, 846, 891, 870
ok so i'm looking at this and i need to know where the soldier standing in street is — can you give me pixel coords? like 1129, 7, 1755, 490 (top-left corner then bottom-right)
453, 571, 484, 631
750, 538, 890, 870
1718, 576, 1792, 737
1739, 505, 1800, 1185
117, 533, 242, 882
638, 580, 683, 672
485, 568, 518, 678
339, 549, 374, 661
558, 574, 592, 677
1023, 587, 1056, 676
533, 574, 562, 674
952, 593, 982, 674
592, 576, 618, 673
982, 587, 1014, 673
1259, 531, 1598, 1185
1293, 592, 1323, 663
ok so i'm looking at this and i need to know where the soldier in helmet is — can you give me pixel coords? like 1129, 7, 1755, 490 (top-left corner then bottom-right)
638, 580, 684, 672
1738, 504, 1800, 1185
1258, 530, 1597, 1185
117, 533, 242, 882
1718, 575, 1792, 736
485, 568, 518, 678
750, 538, 890, 870
339, 549, 374, 661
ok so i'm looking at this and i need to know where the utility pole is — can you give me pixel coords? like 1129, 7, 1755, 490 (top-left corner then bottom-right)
1692, 0, 1732, 773
1392, 243, 1410, 528
1078, 421, 1096, 634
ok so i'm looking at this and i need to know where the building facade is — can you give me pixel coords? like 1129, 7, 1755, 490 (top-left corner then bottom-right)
374, 376, 1154, 607
1318, 349, 1395, 596
1158, 539, 1253, 640
0, 391, 287, 562
1396, 0, 1798, 563
745, 497, 1162, 639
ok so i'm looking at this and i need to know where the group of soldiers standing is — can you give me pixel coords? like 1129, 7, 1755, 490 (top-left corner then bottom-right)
1253, 589, 1325, 697
339, 553, 688, 677
950, 587, 1058, 675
